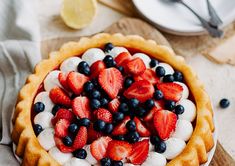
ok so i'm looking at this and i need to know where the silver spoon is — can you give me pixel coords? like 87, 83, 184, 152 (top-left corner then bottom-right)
169, 0, 223, 38
206, 0, 223, 27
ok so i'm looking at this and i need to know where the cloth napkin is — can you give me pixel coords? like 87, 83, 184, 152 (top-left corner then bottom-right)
0, 0, 41, 165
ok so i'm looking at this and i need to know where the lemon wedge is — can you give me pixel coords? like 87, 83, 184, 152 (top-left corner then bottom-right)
61, 0, 97, 29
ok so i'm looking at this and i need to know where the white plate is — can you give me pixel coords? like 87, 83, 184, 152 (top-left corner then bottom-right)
132, 0, 235, 36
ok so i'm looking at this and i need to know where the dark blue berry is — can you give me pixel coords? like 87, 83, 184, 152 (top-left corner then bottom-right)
116, 66, 124, 74
113, 112, 124, 122
34, 124, 43, 136
90, 99, 101, 110
220, 98, 230, 108
173, 71, 183, 82
68, 123, 79, 133
124, 77, 134, 88
63, 136, 73, 147
174, 105, 184, 114
150, 59, 158, 68
154, 90, 164, 100
163, 74, 174, 82
126, 131, 140, 143
79, 118, 91, 127
119, 103, 129, 114
100, 98, 109, 107
165, 100, 176, 111
155, 66, 165, 77
113, 135, 125, 141
126, 120, 136, 131
33, 102, 45, 113
145, 99, 155, 110
78, 61, 91, 76
94, 119, 106, 132
128, 98, 139, 109
104, 43, 114, 53
84, 81, 94, 93
90, 90, 101, 99
135, 107, 147, 118
73, 149, 87, 159
104, 123, 114, 134
155, 141, 166, 153
100, 157, 112, 166
150, 135, 161, 145
52, 104, 61, 115
103, 55, 116, 68
112, 160, 123, 166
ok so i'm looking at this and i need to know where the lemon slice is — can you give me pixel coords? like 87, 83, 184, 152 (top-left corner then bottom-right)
61, 0, 97, 29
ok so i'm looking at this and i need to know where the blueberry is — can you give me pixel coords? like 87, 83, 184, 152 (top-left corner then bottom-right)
73, 149, 87, 159
91, 78, 99, 88
163, 74, 174, 82
150, 59, 158, 68
155, 66, 165, 77
104, 43, 114, 53
165, 100, 176, 111
103, 55, 116, 68
113, 135, 125, 141
128, 98, 139, 109
174, 105, 184, 114
94, 120, 106, 132
150, 135, 161, 145
135, 107, 147, 118
104, 123, 114, 134
90, 99, 101, 110
112, 160, 123, 166
124, 77, 134, 88
100, 157, 112, 166
79, 118, 91, 127
100, 98, 109, 107
90, 90, 101, 99
120, 95, 128, 102
116, 66, 124, 74
220, 98, 230, 108
78, 61, 90, 76
119, 103, 129, 114
68, 123, 79, 133
33, 124, 43, 136
126, 131, 140, 143
84, 81, 94, 93
173, 71, 183, 82
155, 141, 166, 153
126, 120, 136, 131
154, 90, 164, 100
113, 112, 124, 122
52, 104, 61, 115
63, 136, 73, 147
33, 102, 45, 113
145, 99, 155, 110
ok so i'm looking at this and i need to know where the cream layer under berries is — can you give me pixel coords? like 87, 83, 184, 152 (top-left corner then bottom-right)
32, 43, 196, 166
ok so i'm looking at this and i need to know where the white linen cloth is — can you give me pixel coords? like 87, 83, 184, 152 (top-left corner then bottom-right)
0, 0, 41, 165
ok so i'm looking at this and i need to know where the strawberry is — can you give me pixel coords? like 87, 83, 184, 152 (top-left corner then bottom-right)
127, 139, 149, 164
90, 60, 106, 78
54, 136, 75, 153
72, 126, 88, 149
108, 98, 120, 113
95, 108, 113, 123
107, 140, 132, 161
90, 136, 112, 160
157, 83, 183, 102
115, 52, 132, 66
67, 71, 89, 95
49, 86, 71, 106
87, 124, 103, 143
126, 58, 146, 76
98, 68, 123, 99
51, 109, 76, 125
124, 80, 154, 103
58, 72, 70, 90
134, 69, 160, 84
72, 96, 91, 119
133, 117, 150, 137
54, 119, 70, 137
144, 100, 164, 122
112, 116, 130, 136
153, 110, 177, 140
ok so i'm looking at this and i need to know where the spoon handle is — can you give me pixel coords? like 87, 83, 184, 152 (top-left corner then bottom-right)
206, 0, 223, 27
180, 1, 223, 38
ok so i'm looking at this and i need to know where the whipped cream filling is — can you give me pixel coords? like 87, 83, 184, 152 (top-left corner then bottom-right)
178, 99, 196, 122
34, 112, 53, 129
37, 128, 55, 151
64, 158, 91, 166
157, 63, 174, 75
108, 47, 128, 58
60, 57, 82, 73
44, 70, 62, 91
175, 82, 189, 100
133, 53, 151, 68
49, 147, 73, 165
34, 92, 54, 112
82, 48, 106, 66
142, 152, 167, 166
172, 119, 193, 141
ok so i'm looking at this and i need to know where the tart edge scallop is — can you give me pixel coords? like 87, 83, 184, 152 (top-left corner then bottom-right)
11, 33, 215, 166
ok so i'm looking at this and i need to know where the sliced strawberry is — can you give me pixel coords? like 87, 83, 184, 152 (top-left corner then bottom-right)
90, 136, 112, 160
127, 139, 149, 164
124, 80, 154, 103
126, 58, 146, 76
54, 136, 75, 153
90, 60, 106, 78
72, 96, 91, 119
153, 110, 177, 140
49, 86, 71, 106
157, 83, 183, 102
115, 52, 132, 66
95, 108, 113, 123
58, 72, 70, 90
51, 109, 76, 125
112, 116, 130, 136
87, 124, 103, 143
108, 98, 120, 113
133, 117, 150, 137
54, 119, 70, 138
144, 100, 164, 122
72, 126, 87, 149
134, 69, 160, 84
98, 68, 123, 99
67, 71, 89, 95
107, 140, 132, 161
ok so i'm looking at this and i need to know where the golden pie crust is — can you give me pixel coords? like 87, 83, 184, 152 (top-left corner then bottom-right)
12, 33, 215, 166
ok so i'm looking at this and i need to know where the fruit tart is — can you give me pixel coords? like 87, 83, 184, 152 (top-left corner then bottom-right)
12, 33, 215, 166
